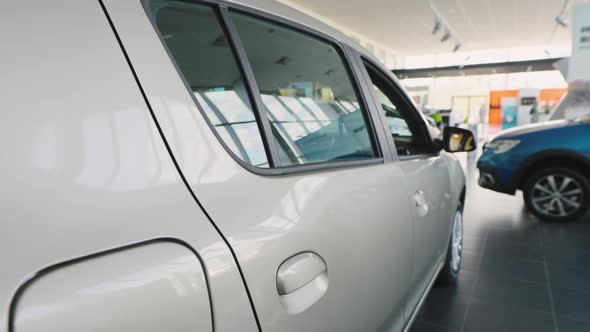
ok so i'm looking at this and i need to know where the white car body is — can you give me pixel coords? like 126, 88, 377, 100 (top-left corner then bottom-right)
0, 0, 466, 331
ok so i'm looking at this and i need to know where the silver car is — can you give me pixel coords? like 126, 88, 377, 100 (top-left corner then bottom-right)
1, 0, 474, 331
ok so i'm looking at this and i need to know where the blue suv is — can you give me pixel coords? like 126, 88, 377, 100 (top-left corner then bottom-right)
477, 117, 590, 221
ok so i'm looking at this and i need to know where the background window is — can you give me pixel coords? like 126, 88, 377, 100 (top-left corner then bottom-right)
231, 12, 376, 166
150, 1, 269, 167
364, 63, 432, 156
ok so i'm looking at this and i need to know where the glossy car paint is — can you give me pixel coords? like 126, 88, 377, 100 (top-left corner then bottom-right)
477, 119, 590, 193
397, 156, 454, 319
1, 0, 466, 331
104, 0, 464, 331
14, 241, 212, 332
0, 1, 257, 331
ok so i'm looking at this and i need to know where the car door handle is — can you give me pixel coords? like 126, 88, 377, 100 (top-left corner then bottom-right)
277, 252, 327, 294
414, 190, 426, 207
277, 252, 328, 314
414, 190, 429, 217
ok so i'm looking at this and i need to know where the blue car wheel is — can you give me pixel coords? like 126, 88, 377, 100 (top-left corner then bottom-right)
523, 166, 589, 222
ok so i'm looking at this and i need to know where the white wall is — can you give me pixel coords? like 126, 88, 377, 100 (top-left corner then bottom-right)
569, 3, 590, 82
401, 71, 568, 110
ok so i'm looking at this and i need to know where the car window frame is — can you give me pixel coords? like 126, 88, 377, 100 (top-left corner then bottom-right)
142, 0, 389, 176
358, 55, 438, 160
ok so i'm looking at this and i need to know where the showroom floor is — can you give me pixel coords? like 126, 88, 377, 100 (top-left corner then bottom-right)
411, 152, 590, 332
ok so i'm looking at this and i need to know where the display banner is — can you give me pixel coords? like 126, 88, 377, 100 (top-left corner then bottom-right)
501, 97, 518, 129
563, 2, 590, 121
569, 3, 590, 83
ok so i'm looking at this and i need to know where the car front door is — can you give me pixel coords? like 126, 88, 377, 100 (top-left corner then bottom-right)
360, 59, 454, 320
106, 1, 415, 331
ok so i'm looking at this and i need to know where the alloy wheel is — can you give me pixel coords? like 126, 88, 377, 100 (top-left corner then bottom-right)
530, 174, 584, 218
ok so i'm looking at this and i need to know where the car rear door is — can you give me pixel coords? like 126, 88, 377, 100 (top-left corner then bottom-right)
358, 58, 454, 320
103, 0, 415, 330
2, 1, 257, 331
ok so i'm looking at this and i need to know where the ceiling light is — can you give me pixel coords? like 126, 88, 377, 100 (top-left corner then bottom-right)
432, 17, 442, 34
440, 31, 451, 42
555, 15, 568, 28
554, 0, 570, 28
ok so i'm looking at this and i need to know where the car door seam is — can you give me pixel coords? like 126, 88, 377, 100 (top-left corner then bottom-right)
97, 1, 262, 331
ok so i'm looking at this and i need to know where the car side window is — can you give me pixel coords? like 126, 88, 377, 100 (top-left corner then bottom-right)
364, 61, 433, 156
230, 12, 377, 166
149, 1, 270, 167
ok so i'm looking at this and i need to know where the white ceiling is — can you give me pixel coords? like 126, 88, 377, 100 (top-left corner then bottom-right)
287, 0, 573, 56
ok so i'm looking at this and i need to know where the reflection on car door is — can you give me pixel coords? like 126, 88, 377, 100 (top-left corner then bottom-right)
361, 60, 453, 320
109, 1, 416, 331
397, 156, 452, 315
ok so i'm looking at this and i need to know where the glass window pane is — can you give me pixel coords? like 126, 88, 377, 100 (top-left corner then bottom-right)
371, 85, 413, 138
150, 1, 269, 167
364, 62, 431, 156
231, 12, 376, 166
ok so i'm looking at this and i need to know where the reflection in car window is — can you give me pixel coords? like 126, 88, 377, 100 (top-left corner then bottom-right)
150, 1, 269, 167
364, 62, 432, 156
371, 85, 413, 138
231, 12, 376, 166
371, 84, 417, 155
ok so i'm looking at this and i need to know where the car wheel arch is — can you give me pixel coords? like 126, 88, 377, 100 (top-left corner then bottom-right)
513, 149, 590, 190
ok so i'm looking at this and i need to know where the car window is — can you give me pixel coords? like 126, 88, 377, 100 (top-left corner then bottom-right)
149, 1, 270, 167
364, 61, 433, 156
230, 12, 377, 166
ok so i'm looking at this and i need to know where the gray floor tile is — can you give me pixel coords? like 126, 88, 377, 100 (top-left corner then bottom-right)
473, 275, 552, 312
553, 288, 590, 323
462, 234, 486, 252
463, 298, 555, 332
460, 250, 482, 272
485, 227, 543, 247
557, 316, 590, 332
453, 269, 477, 296
542, 222, 590, 251
416, 289, 469, 330
478, 256, 547, 283
483, 238, 545, 262
548, 263, 590, 293
543, 244, 590, 267
416, 154, 588, 332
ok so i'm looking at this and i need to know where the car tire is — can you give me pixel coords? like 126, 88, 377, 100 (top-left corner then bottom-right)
438, 204, 463, 284
523, 166, 589, 222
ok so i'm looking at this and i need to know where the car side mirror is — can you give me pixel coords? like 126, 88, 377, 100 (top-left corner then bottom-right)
443, 127, 477, 153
